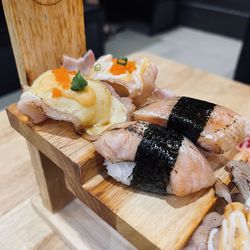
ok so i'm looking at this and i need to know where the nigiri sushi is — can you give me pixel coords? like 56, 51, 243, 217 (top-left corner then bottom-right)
62, 51, 175, 107
187, 203, 250, 250
62, 50, 96, 76
18, 67, 135, 135
94, 121, 215, 196
133, 96, 246, 154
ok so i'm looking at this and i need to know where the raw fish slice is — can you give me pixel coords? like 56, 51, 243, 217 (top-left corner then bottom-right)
139, 87, 175, 107
94, 122, 215, 196
133, 98, 178, 126
62, 50, 95, 76
169, 138, 215, 196
17, 93, 47, 124
18, 92, 82, 129
199, 105, 245, 154
134, 96, 246, 154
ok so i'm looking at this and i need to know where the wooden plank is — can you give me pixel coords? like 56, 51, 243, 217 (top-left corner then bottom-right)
27, 142, 74, 212
32, 195, 136, 250
6, 105, 104, 185
67, 168, 228, 250
6, 52, 250, 249
2, 0, 86, 87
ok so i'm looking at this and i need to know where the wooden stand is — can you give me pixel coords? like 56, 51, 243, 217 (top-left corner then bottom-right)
4, 1, 250, 249
3, 0, 86, 212
31, 195, 135, 250
8, 50, 250, 249
27, 143, 74, 212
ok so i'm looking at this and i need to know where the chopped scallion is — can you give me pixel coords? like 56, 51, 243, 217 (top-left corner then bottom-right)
94, 63, 101, 72
117, 57, 128, 66
70, 71, 88, 91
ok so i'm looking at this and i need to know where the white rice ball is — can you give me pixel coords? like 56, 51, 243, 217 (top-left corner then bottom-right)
104, 160, 135, 185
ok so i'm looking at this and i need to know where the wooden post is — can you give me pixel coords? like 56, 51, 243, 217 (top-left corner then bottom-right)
3, 0, 86, 211
27, 142, 74, 212
2, 0, 86, 88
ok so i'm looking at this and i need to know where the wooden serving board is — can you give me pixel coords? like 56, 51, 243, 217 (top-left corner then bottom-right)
7, 53, 250, 249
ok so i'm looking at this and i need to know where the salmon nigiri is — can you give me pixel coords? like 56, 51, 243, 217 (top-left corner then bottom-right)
133, 97, 247, 154
94, 122, 215, 196
62, 51, 175, 107
18, 68, 135, 136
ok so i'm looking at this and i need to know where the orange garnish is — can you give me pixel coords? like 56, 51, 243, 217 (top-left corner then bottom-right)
126, 61, 136, 73
110, 64, 127, 75
52, 67, 74, 89
68, 70, 77, 75
110, 58, 137, 75
52, 87, 62, 98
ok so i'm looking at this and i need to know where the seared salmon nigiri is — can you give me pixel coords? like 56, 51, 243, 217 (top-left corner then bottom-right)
62, 51, 175, 107
94, 121, 215, 196
18, 68, 135, 136
133, 97, 246, 154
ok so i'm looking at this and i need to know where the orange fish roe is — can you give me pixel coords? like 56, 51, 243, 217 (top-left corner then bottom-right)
126, 61, 136, 73
110, 58, 137, 75
110, 63, 127, 75
52, 87, 62, 98
68, 70, 77, 75
52, 67, 75, 89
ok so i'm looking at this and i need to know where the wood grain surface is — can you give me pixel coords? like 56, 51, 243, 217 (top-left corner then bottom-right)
0, 109, 134, 250
2, 0, 86, 87
2, 0, 87, 212
7, 52, 250, 249
27, 142, 74, 212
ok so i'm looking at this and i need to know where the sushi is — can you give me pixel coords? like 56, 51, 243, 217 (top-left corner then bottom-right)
62, 50, 96, 76
18, 67, 135, 136
186, 160, 250, 250
186, 203, 250, 250
133, 96, 246, 154
88, 55, 158, 107
93, 121, 215, 196
63, 51, 174, 107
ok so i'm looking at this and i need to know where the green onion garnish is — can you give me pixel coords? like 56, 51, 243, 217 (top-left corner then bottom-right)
71, 71, 88, 91
117, 57, 128, 66
94, 63, 101, 72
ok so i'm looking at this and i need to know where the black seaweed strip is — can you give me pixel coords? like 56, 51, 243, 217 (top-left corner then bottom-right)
167, 97, 215, 143
131, 124, 183, 195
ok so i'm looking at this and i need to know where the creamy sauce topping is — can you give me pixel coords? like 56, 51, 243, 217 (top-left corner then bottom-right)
208, 202, 250, 250
61, 86, 96, 107
208, 228, 218, 250
90, 56, 150, 97
28, 69, 127, 135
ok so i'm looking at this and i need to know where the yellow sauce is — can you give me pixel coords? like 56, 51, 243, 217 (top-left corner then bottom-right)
52, 68, 96, 107
218, 202, 250, 250
62, 86, 96, 107
28, 70, 127, 135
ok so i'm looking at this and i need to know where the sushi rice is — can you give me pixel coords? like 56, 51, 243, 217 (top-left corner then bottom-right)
104, 160, 135, 185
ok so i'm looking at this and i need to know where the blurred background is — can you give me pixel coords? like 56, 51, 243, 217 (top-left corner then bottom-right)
1, 0, 250, 109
